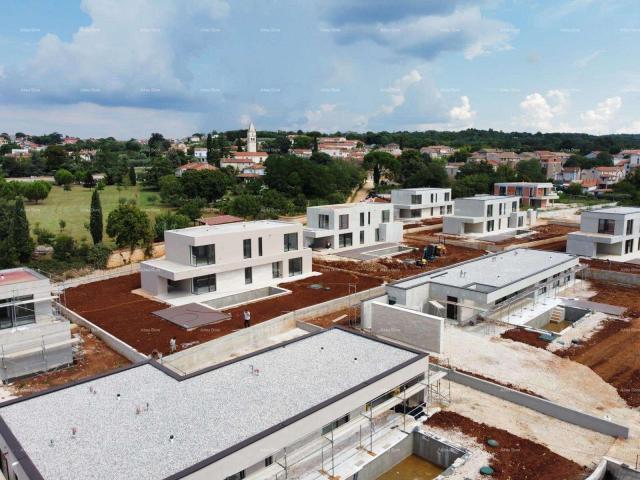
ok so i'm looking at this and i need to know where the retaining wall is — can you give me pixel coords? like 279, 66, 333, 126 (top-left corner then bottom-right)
57, 303, 147, 363
434, 365, 629, 439
370, 302, 444, 353
164, 285, 387, 374
106, 242, 165, 269
584, 267, 640, 287
585, 458, 640, 480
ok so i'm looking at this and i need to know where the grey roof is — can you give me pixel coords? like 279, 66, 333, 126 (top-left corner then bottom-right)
392, 249, 578, 291
0, 329, 421, 480
588, 206, 640, 215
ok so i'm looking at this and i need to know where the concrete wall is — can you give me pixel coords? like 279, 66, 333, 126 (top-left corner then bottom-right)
166, 285, 387, 374
355, 433, 413, 480
584, 267, 640, 287
370, 302, 444, 353
106, 242, 164, 269
436, 366, 629, 438
585, 458, 640, 480
57, 303, 147, 363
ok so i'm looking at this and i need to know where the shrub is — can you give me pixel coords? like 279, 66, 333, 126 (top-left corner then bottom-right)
86, 243, 112, 269
153, 212, 191, 241
54, 168, 75, 187
33, 224, 55, 245
52, 234, 77, 260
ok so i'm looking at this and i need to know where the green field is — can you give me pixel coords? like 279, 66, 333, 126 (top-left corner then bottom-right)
25, 184, 171, 245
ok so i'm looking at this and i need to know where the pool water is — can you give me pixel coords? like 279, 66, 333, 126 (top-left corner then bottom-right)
377, 455, 444, 480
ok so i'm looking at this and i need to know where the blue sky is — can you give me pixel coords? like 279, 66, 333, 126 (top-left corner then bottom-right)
0, 0, 639, 138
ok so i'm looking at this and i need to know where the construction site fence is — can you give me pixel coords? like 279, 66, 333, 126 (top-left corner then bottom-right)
432, 365, 629, 439
56, 303, 147, 364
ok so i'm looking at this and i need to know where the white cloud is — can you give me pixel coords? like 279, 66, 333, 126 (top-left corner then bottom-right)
0, 102, 201, 139
449, 96, 476, 123
379, 70, 422, 115
518, 90, 570, 131
6, 0, 230, 108
296, 103, 368, 132
580, 96, 622, 133
239, 104, 267, 126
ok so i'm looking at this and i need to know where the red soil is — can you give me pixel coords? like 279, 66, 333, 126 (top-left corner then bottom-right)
501, 328, 550, 349
9, 326, 130, 396
426, 411, 589, 480
314, 244, 484, 282
492, 224, 577, 246
61, 268, 382, 356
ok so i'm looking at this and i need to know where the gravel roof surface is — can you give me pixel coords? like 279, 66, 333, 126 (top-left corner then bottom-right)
0, 329, 419, 480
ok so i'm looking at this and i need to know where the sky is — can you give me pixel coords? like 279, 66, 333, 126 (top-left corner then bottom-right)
0, 0, 639, 138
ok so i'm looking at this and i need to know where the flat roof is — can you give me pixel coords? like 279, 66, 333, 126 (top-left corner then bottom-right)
456, 194, 518, 201
392, 249, 577, 292
0, 328, 423, 480
308, 202, 389, 211
168, 220, 297, 238
588, 206, 640, 215
393, 187, 450, 192
494, 181, 553, 187
0, 268, 44, 286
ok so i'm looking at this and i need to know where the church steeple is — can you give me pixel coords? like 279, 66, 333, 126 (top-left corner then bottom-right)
247, 122, 257, 152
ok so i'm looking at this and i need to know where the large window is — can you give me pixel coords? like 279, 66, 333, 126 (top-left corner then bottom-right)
339, 233, 353, 248
444, 192, 450, 201
272, 261, 282, 278
486, 220, 495, 232
0, 295, 35, 330
625, 239, 634, 254
190, 244, 215, 266
359, 212, 365, 227
626, 220, 634, 235
258, 237, 263, 256
289, 257, 303, 276
410, 194, 422, 205
284, 232, 298, 251
375, 228, 381, 242
243, 239, 252, 259
192, 274, 216, 294
360, 231, 365, 244
381, 210, 390, 223
486, 204, 493, 217
598, 219, 615, 234
318, 214, 330, 229
339, 214, 349, 230
245, 267, 253, 284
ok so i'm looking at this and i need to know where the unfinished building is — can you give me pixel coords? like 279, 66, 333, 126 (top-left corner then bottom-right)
304, 202, 403, 252
390, 187, 453, 221
442, 194, 536, 236
494, 182, 558, 209
0, 268, 75, 381
0, 328, 432, 480
362, 249, 580, 326
140, 221, 313, 305
567, 206, 640, 261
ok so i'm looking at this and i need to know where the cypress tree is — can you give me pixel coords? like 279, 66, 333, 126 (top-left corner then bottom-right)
90, 189, 103, 244
128, 166, 137, 186
11, 197, 34, 263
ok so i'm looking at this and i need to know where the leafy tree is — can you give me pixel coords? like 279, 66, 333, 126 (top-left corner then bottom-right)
0, 201, 17, 267
176, 199, 205, 222
309, 151, 332, 165
128, 166, 137, 186
373, 162, 381, 186
22, 181, 50, 203
106, 202, 152, 251
225, 194, 262, 219
54, 168, 75, 187
565, 182, 584, 196
148, 133, 170, 152
153, 212, 191, 241
452, 174, 491, 198
516, 159, 546, 182
83, 171, 96, 188
89, 189, 103, 244
158, 175, 183, 205
44, 145, 67, 171
86, 244, 112, 269
33, 224, 55, 245
11, 197, 34, 262
144, 157, 174, 189
180, 169, 234, 203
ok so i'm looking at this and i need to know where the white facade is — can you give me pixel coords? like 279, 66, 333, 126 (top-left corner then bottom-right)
0, 268, 74, 381
247, 122, 257, 153
304, 203, 403, 251
567, 207, 640, 261
442, 195, 536, 236
391, 188, 453, 221
194, 148, 207, 159
141, 221, 312, 304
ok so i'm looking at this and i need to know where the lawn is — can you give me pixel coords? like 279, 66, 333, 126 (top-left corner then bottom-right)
25, 184, 171, 245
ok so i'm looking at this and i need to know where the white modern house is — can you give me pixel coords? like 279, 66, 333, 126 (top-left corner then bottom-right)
567, 207, 640, 261
390, 188, 453, 221
0, 328, 430, 480
442, 194, 536, 236
304, 203, 403, 251
194, 147, 207, 160
0, 268, 75, 381
140, 221, 313, 305
362, 249, 580, 326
